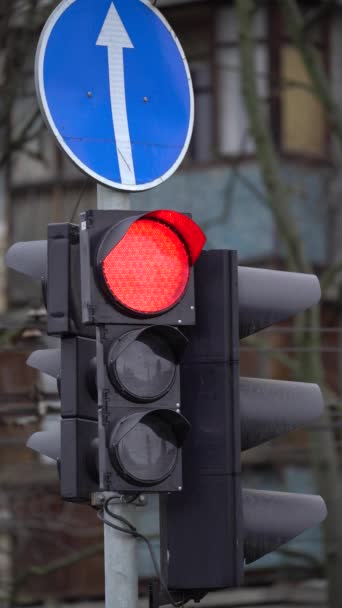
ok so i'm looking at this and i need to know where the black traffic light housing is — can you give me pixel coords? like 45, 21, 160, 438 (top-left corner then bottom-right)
161, 250, 326, 596
6, 209, 206, 499
79, 209, 206, 494
79, 209, 204, 325
6, 214, 326, 597
6, 226, 99, 502
26, 336, 99, 502
96, 324, 190, 492
163, 251, 243, 591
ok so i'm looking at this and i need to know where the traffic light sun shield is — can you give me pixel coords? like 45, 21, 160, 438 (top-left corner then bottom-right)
27, 349, 61, 379
109, 410, 190, 486
243, 490, 327, 564
97, 210, 206, 266
146, 210, 206, 264
239, 267, 321, 338
5, 240, 47, 282
240, 378, 324, 451
107, 327, 187, 403
27, 426, 60, 461
109, 335, 176, 402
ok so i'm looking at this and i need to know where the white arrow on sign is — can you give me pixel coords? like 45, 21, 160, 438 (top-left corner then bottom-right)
97, 3, 136, 186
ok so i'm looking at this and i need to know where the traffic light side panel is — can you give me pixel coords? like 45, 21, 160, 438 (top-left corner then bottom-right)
164, 250, 244, 590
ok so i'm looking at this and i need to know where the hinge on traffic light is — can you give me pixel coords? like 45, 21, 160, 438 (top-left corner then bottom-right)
70, 224, 80, 244
102, 390, 110, 425
83, 209, 94, 228
87, 304, 96, 324
99, 325, 108, 341
104, 472, 112, 490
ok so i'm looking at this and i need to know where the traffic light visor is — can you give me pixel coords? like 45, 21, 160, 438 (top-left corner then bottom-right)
98, 211, 205, 316
109, 409, 190, 486
107, 326, 187, 402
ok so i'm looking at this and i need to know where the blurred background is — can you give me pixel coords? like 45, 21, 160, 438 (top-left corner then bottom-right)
1, 0, 341, 606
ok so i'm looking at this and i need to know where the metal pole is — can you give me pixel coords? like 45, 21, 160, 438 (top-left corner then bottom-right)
96, 185, 138, 608
97, 184, 131, 211
103, 500, 138, 608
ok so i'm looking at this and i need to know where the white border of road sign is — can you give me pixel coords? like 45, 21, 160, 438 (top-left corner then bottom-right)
35, 0, 194, 192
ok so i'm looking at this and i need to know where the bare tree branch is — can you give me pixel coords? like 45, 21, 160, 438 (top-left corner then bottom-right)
8, 541, 104, 606
321, 263, 342, 294
236, 0, 310, 274
302, 0, 337, 32
280, 0, 342, 150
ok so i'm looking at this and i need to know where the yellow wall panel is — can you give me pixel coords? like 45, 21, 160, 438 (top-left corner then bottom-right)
282, 45, 325, 156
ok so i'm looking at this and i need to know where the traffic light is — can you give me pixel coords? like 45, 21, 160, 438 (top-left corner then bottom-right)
6, 216, 327, 597
79, 209, 206, 493
26, 336, 99, 502
6, 209, 206, 499
6, 224, 99, 501
161, 251, 326, 596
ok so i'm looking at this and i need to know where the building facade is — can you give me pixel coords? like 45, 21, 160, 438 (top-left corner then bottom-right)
0, 0, 340, 603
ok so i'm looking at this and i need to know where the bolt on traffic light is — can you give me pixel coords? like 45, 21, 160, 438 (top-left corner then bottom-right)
163, 250, 326, 594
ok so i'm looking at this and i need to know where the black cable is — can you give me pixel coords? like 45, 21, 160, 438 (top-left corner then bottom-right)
98, 496, 189, 608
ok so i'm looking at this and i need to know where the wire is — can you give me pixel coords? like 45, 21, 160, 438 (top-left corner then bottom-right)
98, 495, 189, 608
70, 177, 91, 223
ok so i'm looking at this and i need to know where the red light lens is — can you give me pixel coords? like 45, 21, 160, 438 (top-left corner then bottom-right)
102, 219, 190, 315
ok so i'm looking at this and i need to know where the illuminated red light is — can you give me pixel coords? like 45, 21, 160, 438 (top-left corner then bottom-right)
102, 218, 190, 315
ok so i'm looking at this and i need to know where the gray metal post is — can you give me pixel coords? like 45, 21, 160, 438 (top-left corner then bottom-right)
96, 185, 138, 608
97, 184, 131, 211
103, 500, 138, 608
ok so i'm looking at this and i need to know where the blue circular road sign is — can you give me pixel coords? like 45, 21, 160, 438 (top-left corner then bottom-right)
36, 0, 194, 191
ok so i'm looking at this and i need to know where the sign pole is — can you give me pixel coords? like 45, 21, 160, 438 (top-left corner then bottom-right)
97, 186, 138, 608
102, 499, 138, 608
97, 185, 131, 211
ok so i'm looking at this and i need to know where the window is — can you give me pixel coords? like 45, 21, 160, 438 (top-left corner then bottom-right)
168, 2, 329, 165
281, 45, 326, 156
169, 8, 214, 163
216, 5, 269, 157
270, 4, 328, 159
